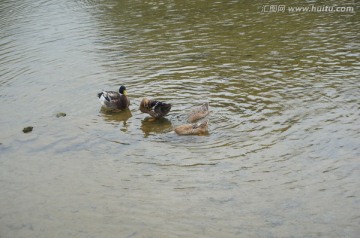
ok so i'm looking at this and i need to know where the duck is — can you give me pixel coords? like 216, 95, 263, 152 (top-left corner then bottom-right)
97, 85, 130, 111
187, 102, 209, 123
139, 98, 171, 119
174, 120, 209, 135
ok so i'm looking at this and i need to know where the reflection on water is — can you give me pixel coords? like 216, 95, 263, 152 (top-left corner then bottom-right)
100, 108, 132, 133
0, 0, 359, 237
100, 108, 132, 123
140, 117, 173, 137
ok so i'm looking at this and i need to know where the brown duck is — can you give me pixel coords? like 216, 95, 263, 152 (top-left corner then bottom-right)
187, 102, 209, 122
175, 121, 209, 135
139, 98, 172, 118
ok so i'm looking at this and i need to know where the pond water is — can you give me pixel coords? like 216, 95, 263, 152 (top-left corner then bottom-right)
0, 0, 359, 237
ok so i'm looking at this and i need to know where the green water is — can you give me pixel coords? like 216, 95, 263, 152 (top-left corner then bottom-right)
0, 0, 359, 237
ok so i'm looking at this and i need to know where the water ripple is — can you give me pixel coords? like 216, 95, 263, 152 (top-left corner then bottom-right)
1, 1, 359, 237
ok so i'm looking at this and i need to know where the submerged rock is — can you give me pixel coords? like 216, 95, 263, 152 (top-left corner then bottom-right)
23, 126, 33, 133
56, 112, 66, 118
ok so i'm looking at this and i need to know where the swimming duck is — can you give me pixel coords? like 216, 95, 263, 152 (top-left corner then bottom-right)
97, 85, 130, 111
139, 98, 171, 118
187, 102, 209, 122
175, 120, 209, 135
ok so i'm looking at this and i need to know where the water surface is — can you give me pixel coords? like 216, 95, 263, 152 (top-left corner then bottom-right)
0, 0, 359, 237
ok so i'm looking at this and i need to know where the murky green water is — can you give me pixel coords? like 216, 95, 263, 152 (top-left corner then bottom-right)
1, 0, 359, 237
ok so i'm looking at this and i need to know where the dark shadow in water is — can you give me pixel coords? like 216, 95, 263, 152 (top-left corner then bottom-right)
140, 117, 173, 138
99, 108, 132, 131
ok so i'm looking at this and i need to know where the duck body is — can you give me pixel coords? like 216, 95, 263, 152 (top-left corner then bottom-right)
98, 86, 130, 111
188, 102, 209, 122
139, 98, 171, 118
175, 121, 209, 135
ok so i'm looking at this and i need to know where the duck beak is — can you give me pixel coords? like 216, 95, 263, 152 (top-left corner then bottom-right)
123, 90, 128, 96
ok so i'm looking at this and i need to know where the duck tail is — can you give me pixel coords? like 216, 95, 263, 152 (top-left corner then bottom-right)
202, 102, 209, 111
97, 92, 103, 98
198, 120, 208, 128
158, 102, 172, 114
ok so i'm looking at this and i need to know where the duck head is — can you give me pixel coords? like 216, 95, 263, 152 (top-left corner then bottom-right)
119, 85, 127, 96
